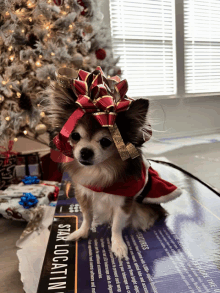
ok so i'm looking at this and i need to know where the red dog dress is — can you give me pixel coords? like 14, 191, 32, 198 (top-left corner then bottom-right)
85, 159, 182, 204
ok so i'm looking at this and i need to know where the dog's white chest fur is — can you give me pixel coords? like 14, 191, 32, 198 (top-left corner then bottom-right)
76, 184, 125, 227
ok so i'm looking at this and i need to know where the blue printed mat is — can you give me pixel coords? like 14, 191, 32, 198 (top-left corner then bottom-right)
37, 162, 220, 293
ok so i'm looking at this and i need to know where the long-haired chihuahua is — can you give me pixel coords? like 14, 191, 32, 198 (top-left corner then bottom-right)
44, 68, 181, 259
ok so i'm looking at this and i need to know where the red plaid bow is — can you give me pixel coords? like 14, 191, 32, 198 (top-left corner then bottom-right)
53, 67, 132, 160
0, 140, 17, 165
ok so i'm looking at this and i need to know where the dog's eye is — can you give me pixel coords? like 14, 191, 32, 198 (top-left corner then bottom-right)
100, 138, 112, 148
71, 132, 81, 141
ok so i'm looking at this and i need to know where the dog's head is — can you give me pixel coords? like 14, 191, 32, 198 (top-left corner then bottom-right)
68, 99, 150, 167
44, 78, 150, 168
69, 113, 118, 166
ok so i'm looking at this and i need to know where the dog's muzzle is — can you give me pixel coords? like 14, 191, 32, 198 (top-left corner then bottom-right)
79, 148, 94, 165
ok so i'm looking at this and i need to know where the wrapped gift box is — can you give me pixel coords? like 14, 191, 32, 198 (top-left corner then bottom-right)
16, 152, 43, 180
0, 181, 59, 222
0, 155, 17, 190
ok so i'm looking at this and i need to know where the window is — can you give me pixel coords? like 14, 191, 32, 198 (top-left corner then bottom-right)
184, 0, 220, 94
109, 0, 176, 97
109, 0, 220, 98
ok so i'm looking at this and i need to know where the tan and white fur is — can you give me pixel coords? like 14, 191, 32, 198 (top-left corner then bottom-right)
44, 83, 166, 259
62, 114, 166, 259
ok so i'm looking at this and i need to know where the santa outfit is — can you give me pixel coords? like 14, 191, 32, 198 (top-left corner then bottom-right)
85, 158, 182, 204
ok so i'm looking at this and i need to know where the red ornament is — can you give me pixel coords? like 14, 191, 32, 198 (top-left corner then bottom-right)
95, 48, 106, 60
117, 69, 122, 76
53, 0, 64, 6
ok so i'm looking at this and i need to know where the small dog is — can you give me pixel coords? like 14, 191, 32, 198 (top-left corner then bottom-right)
45, 70, 181, 259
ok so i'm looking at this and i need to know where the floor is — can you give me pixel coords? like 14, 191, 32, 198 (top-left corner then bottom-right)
0, 218, 26, 293
143, 139, 220, 192
0, 136, 220, 293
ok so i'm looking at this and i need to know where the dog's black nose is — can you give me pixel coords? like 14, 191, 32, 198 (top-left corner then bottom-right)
80, 148, 94, 160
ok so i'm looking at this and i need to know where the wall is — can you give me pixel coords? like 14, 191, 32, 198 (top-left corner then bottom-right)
149, 96, 220, 139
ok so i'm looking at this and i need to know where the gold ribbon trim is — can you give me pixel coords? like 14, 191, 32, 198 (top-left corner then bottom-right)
126, 142, 140, 159
109, 124, 139, 161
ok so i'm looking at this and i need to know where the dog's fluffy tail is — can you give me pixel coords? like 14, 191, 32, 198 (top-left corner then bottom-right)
129, 202, 167, 231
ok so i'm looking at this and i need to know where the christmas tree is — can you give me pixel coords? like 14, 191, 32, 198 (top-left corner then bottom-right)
0, 0, 120, 147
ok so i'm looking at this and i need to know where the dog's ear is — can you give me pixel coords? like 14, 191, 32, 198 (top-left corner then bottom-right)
125, 99, 149, 127
42, 82, 78, 130
116, 99, 150, 147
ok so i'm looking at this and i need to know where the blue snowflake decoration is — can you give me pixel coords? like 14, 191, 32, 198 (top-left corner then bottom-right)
22, 176, 40, 185
19, 193, 39, 209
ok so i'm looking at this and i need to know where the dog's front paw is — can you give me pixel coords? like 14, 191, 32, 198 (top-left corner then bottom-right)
66, 227, 89, 241
111, 238, 128, 260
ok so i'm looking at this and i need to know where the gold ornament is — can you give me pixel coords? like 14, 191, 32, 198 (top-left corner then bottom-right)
35, 124, 47, 135
72, 53, 83, 68
55, 67, 78, 88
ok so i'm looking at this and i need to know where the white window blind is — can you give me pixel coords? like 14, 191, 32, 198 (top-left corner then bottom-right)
109, 0, 176, 98
184, 0, 220, 94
